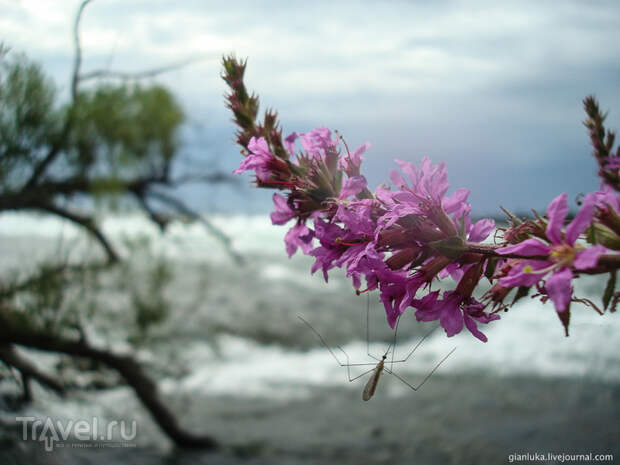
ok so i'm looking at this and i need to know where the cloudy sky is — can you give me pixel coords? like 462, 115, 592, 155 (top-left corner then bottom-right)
2, 0, 619, 216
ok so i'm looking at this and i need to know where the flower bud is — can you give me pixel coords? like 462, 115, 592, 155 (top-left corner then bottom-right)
593, 224, 620, 251
385, 247, 422, 270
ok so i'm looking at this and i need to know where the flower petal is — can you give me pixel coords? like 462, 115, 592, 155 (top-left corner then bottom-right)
270, 193, 295, 225
442, 188, 469, 214
389, 169, 407, 190
338, 176, 367, 200
413, 290, 441, 322
284, 223, 314, 257
499, 260, 552, 288
284, 132, 298, 155
574, 245, 608, 270
350, 142, 370, 164
546, 267, 573, 313
463, 314, 488, 342
468, 218, 495, 243
394, 159, 419, 187
546, 193, 568, 245
496, 238, 551, 256
248, 136, 271, 156
565, 194, 595, 245
439, 294, 463, 337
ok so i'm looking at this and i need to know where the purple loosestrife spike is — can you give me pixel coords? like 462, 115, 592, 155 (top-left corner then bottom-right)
225, 57, 620, 343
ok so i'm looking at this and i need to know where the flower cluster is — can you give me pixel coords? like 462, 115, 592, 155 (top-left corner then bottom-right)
223, 56, 620, 341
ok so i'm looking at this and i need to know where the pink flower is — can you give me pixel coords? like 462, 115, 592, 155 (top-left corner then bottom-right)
270, 193, 295, 225
233, 137, 275, 181
591, 184, 620, 213
391, 157, 449, 205
377, 157, 464, 237
300, 127, 338, 160
270, 194, 315, 257
413, 290, 499, 342
284, 223, 314, 257
338, 142, 371, 177
377, 269, 427, 328
284, 132, 299, 156
338, 176, 368, 200
497, 192, 607, 313
604, 156, 620, 169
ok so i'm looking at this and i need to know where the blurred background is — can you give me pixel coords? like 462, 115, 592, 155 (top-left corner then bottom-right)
0, 1, 619, 464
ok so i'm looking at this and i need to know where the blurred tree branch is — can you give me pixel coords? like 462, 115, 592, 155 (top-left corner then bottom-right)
4, 0, 237, 264
0, 309, 217, 449
0, 0, 229, 450
79, 57, 204, 82
0, 344, 66, 400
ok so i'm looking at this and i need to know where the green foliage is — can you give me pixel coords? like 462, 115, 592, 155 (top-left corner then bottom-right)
0, 50, 185, 191
68, 83, 184, 180
2, 241, 174, 342
131, 259, 172, 336
0, 53, 60, 186
117, 235, 173, 341
21, 264, 66, 331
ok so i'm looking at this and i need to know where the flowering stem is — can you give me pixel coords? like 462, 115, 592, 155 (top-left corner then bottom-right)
578, 254, 620, 273
464, 242, 547, 260
466, 242, 620, 272
223, 55, 620, 340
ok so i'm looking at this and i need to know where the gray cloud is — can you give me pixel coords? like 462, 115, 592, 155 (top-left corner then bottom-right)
3, 0, 619, 215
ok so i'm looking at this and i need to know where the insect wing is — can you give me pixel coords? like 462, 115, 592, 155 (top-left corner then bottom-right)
362, 365, 381, 401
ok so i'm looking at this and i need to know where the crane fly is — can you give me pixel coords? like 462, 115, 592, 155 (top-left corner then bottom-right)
298, 300, 456, 401
362, 352, 386, 401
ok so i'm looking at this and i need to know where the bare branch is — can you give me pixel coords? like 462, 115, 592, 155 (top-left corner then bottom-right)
146, 189, 243, 264
79, 57, 206, 82
0, 344, 65, 396
25, 0, 94, 188
0, 261, 110, 301
0, 314, 218, 449
36, 202, 119, 264
132, 192, 170, 232
7, 174, 239, 263
72, 0, 94, 100
169, 171, 239, 187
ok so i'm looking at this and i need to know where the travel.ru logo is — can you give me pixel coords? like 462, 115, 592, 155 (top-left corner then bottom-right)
16, 416, 138, 451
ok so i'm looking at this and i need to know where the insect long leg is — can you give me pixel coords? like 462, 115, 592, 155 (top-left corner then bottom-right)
389, 324, 440, 363
336, 346, 379, 382
298, 315, 380, 371
298, 316, 346, 365
389, 315, 403, 371
384, 347, 457, 391
365, 295, 381, 362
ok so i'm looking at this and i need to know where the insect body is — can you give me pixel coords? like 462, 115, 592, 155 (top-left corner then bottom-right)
362, 355, 386, 401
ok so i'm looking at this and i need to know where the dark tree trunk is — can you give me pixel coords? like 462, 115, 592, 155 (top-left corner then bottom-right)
0, 320, 218, 450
